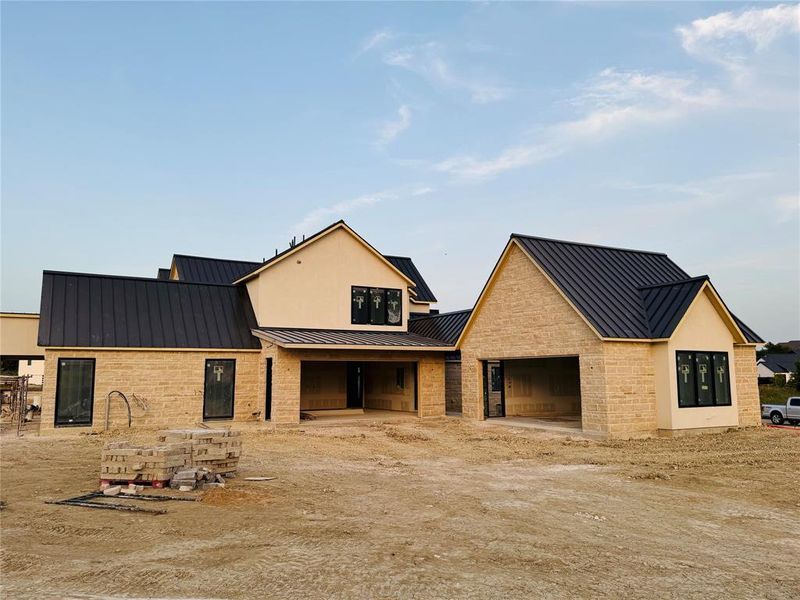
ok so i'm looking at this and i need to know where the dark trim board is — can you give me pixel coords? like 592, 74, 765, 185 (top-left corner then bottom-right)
265, 357, 273, 421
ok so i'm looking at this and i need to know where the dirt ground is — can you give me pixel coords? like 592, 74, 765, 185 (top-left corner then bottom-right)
1, 419, 798, 600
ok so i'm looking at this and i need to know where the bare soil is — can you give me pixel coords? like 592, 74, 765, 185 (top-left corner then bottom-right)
1, 419, 798, 599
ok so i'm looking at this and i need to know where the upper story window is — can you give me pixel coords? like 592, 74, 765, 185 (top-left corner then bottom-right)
352, 286, 402, 326
676, 351, 731, 408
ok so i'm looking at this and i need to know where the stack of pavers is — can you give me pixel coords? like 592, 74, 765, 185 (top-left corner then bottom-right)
157, 429, 241, 476
100, 441, 193, 488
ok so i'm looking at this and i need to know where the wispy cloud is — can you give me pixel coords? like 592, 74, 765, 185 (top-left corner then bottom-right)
358, 29, 394, 55
774, 194, 800, 224
435, 69, 722, 180
677, 3, 800, 69
383, 42, 511, 104
290, 186, 433, 236
433, 4, 798, 182
375, 105, 412, 147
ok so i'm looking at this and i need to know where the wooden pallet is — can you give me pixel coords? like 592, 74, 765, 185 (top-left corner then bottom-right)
100, 478, 170, 489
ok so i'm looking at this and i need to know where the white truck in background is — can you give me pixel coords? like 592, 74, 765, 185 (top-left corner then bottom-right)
762, 397, 800, 425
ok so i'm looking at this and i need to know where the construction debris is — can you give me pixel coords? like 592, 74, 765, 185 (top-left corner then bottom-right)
102, 486, 122, 496
157, 429, 241, 475
169, 467, 227, 491
244, 477, 276, 482
100, 441, 192, 485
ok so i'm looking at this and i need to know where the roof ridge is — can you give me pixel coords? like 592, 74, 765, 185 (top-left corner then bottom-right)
511, 233, 669, 257
42, 270, 240, 288
637, 275, 709, 290
173, 253, 260, 264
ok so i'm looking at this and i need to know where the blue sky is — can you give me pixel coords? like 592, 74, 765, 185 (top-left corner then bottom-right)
2, 2, 798, 342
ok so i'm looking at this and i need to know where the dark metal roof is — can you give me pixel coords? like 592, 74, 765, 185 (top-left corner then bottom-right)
38, 271, 260, 349
383, 256, 437, 303
759, 352, 800, 374
173, 255, 261, 285
733, 315, 763, 344
254, 327, 452, 348
512, 235, 761, 342
639, 277, 708, 339
409, 310, 471, 346
157, 268, 171, 280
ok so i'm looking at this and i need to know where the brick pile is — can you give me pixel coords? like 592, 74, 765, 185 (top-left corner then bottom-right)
100, 441, 192, 484
157, 429, 241, 475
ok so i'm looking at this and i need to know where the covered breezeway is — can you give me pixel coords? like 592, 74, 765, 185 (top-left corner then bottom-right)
481, 356, 582, 430
300, 360, 418, 417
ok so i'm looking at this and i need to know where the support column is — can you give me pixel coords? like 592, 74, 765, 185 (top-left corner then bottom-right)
262, 344, 301, 425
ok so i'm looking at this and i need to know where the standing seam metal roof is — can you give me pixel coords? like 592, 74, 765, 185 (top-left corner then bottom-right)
173, 255, 261, 285
38, 271, 260, 349
383, 256, 437, 302
408, 310, 471, 346
254, 327, 452, 347
511, 235, 761, 343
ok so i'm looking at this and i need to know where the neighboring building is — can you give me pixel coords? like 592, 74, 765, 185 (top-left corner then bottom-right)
0, 312, 45, 385
37, 221, 453, 432
757, 352, 800, 384
456, 234, 763, 436
777, 340, 800, 353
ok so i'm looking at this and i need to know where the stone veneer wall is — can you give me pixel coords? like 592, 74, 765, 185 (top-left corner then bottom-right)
459, 243, 667, 435
600, 342, 657, 434
459, 243, 610, 432
262, 343, 446, 424
40, 349, 261, 433
733, 344, 761, 427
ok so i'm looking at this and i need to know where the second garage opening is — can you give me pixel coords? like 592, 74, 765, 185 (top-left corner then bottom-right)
483, 357, 581, 426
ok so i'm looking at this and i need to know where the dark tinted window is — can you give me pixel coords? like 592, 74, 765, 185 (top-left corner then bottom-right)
712, 352, 731, 406
695, 353, 713, 406
204, 359, 235, 419
369, 288, 386, 325
676, 352, 696, 407
676, 351, 732, 408
55, 359, 95, 426
386, 289, 402, 325
351, 287, 369, 324
790, 398, 800, 407
490, 366, 502, 392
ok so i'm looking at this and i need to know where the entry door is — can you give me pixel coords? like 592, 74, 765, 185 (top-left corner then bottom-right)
346, 362, 364, 408
483, 360, 505, 418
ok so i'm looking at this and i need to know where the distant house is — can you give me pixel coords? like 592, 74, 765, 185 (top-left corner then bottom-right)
757, 352, 800, 384
777, 340, 800, 353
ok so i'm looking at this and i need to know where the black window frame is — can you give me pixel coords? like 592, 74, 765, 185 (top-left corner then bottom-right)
203, 358, 236, 420
54, 357, 96, 427
351, 285, 403, 327
675, 350, 732, 408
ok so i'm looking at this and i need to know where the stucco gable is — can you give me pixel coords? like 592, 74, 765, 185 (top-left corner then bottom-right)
233, 221, 414, 287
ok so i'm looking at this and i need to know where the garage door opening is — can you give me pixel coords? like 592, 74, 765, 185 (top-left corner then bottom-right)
482, 357, 582, 429
300, 361, 418, 418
